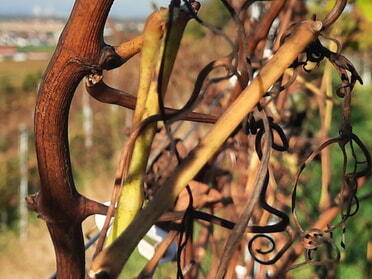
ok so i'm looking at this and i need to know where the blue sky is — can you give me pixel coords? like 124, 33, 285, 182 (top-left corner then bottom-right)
0, 0, 172, 18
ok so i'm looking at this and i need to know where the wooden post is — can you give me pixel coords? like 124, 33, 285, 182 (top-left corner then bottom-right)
19, 124, 28, 242
82, 90, 93, 149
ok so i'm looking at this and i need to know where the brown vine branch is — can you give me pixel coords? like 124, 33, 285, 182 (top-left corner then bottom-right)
322, 0, 347, 30
85, 76, 218, 124
28, 0, 134, 277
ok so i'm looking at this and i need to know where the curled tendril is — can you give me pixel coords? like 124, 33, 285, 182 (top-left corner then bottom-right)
255, 119, 289, 157
290, 116, 370, 268
240, 111, 292, 265
290, 45, 370, 269
292, 132, 371, 234
244, 113, 289, 236
288, 20, 370, 271
243, 114, 289, 157
341, 176, 359, 218
285, 34, 363, 99
302, 228, 340, 266
302, 228, 332, 250
248, 227, 295, 265
286, 228, 340, 271
248, 234, 276, 264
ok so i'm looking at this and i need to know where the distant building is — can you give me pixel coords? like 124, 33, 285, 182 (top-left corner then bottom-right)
0, 18, 64, 48
0, 45, 17, 61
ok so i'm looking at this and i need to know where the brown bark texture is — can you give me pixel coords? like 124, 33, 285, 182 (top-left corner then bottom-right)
29, 0, 118, 277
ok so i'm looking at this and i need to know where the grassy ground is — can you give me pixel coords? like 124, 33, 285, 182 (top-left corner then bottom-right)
0, 223, 55, 278
0, 59, 49, 88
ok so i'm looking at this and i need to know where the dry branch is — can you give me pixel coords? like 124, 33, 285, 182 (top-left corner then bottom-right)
89, 20, 323, 279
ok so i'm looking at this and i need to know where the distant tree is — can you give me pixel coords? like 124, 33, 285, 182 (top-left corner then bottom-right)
22, 71, 42, 92
0, 76, 15, 95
